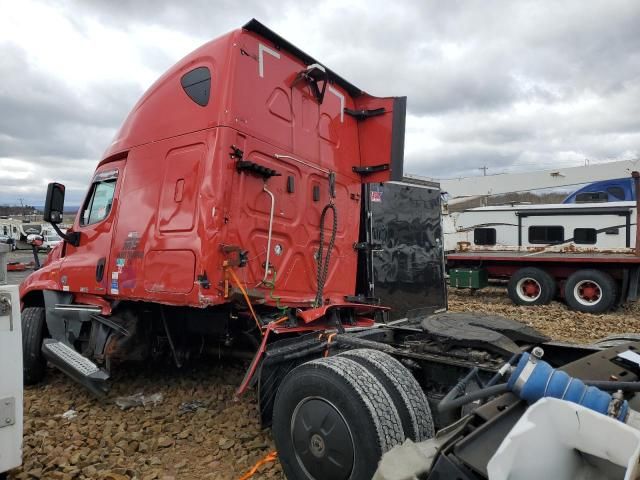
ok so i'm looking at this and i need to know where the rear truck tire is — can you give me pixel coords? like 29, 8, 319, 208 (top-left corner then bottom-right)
272, 356, 404, 480
507, 267, 555, 306
339, 348, 434, 442
22, 306, 47, 385
564, 269, 617, 314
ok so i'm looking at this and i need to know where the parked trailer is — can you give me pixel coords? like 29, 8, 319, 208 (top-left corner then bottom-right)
444, 200, 638, 253
447, 251, 640, 313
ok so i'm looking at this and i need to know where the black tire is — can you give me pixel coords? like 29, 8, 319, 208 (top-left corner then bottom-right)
592, 333, 640, 348
564, 269, 617, 313
507, 267, 555, 306
339, 349, 434, 442
22, 307, 47, 385
272, 356, 404, 480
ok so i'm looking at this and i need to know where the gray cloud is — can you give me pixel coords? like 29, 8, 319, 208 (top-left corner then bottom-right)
0, 0, 639, 205
57, 0, 273, 39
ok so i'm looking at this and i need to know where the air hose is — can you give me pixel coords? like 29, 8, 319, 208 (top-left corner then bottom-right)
438, 383, 510, 413
314, 199, 338, 307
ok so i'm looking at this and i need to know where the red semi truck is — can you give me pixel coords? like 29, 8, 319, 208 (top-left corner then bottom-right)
21, 18, 447, 402
23, 19, 415, 389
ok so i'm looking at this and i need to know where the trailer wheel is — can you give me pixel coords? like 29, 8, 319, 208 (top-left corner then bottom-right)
340, 349, 434, 441
507, 268, 555, 306
272, 356, 403, 480
22, 307, 48, 385
564, 269, 617, 313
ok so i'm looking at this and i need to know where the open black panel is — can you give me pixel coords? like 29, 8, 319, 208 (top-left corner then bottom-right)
358, 180, 447, 320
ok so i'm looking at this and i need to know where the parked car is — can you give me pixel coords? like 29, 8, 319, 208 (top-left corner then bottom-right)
42, 232, 62, 250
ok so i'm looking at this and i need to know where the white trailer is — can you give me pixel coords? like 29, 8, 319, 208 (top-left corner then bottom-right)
445, 201, 637, 253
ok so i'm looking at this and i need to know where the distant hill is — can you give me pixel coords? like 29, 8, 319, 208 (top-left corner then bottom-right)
32, 206, 80, 214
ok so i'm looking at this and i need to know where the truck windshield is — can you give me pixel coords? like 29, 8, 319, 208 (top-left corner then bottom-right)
81, 180, 116, 226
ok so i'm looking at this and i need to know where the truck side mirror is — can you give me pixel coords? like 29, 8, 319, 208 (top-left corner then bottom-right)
43, 182, 66, 224
42, 182, 81, 247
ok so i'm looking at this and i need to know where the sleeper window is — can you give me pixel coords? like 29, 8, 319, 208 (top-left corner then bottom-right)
181, 67, 211, 106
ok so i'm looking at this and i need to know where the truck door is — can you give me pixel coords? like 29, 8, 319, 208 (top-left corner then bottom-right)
60, 160, 125, 296
0, 284, 23, 475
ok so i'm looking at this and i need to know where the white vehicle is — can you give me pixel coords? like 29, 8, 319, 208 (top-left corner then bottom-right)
0, 260, 23, 478
42, 231, 63, 250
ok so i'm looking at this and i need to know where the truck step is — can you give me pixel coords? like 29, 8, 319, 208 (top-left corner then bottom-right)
41, 339, 110, 398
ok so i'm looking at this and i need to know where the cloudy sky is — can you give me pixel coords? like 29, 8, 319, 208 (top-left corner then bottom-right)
0, 0, 639, 204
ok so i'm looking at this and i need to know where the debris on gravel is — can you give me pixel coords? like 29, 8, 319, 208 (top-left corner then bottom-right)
115, 392, 164, 410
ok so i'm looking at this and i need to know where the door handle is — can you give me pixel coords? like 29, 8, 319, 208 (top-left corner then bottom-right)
96, 257, 106, 282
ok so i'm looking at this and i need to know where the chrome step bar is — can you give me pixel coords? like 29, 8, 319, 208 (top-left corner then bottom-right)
41, 339, 109, 397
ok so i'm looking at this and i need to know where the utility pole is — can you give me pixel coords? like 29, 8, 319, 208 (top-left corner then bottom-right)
479, 166, 488, 176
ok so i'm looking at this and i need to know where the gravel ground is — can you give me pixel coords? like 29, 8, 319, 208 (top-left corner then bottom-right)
448, 286, 640, 344
10, 362, 281, 480
6, 267, 640, 479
